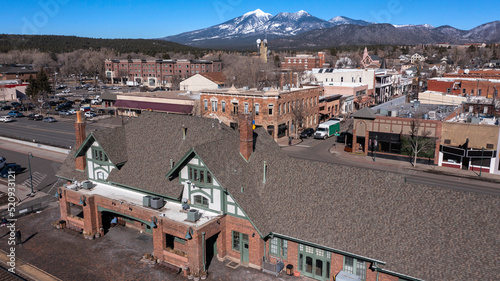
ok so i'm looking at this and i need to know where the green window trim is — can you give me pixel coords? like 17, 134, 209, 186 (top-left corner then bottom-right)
343, 256, 367, 280
188, 164, 214, 187
194, 194, 209, 208
91, 147, 110, 165
232, 231, 240, 252
269, 238, 288, 259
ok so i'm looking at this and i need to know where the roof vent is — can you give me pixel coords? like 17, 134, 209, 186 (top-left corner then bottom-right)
187, 209, 201, 222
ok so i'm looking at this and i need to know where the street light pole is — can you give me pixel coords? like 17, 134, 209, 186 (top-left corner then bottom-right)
27, 152, 34, 196
479, 147, 485, 177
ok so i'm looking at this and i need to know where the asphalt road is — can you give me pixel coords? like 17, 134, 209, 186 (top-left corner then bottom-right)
0, 114, 117, 148
0, 114, 498, 197
284, 136, 500, 197
0, 148, 63, 197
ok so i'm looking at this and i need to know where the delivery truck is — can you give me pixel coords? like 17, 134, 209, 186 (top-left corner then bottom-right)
313, 120, 340, 139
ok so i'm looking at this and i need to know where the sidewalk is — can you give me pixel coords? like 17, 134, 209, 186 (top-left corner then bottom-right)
279, 136, 500, 184
328, 144, 500, 184
0, 139, 68, 164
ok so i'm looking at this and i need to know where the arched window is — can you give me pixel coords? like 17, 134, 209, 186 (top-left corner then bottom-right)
194, 195, 209, 207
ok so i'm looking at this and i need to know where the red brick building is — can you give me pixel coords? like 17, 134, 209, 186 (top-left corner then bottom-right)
427, 77, 500, 97
55, 111, 499, 281
200, 86, 321, 139
281, 52, 326, 71
104, 59, 222, 88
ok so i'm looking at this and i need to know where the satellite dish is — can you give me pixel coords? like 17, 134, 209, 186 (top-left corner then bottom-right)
464, 69, 470, 74
256, 39, 261, 44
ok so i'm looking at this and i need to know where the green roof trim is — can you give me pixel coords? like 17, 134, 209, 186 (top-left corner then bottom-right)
165, 148, 196, 178
74, 133, 96, 158
268, 232, 386, 265
376, 268, 423, 281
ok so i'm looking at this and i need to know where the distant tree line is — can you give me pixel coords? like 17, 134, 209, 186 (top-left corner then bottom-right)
0, 34, 206, 56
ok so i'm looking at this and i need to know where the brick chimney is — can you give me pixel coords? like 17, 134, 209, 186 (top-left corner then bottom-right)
239, 113, 253, 161
74, 111, 86, 171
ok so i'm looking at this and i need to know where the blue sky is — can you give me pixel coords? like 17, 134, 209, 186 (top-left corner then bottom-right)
1, 0, 497, 39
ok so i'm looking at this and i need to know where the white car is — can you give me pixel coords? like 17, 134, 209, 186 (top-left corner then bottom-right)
68, 109, 77, 115
0, 116, 13, 123
85, 111, 97, 118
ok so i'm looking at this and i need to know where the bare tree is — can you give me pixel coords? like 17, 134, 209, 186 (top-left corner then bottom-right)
401, 118, 435, 167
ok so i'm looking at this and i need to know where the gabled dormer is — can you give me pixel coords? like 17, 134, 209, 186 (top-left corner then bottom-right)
74, 127, 127, 183
166, 149, 247, 219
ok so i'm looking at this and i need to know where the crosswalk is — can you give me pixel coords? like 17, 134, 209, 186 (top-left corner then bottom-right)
21, 171, 47, 190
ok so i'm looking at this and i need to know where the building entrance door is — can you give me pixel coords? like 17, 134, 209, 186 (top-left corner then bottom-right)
241, 233, 249, 263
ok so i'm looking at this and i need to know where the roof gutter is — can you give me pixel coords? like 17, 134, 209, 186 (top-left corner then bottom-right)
268, 232, 386, 265
374, 268, 423, 281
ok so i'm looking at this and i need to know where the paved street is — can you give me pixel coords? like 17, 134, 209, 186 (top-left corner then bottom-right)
0, 148, 63, 197
0, 115, 125, 149
281, 135, 500, 197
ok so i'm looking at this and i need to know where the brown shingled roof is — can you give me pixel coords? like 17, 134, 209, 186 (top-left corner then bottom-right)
200, 72, 226, 85
56, 112, 500, 281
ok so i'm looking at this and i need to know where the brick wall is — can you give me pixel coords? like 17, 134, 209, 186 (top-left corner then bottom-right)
200, 87, 320, 140
223, 215, 263, 268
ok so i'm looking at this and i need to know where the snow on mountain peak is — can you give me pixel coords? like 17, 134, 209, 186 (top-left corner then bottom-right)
243, 9, 272, 19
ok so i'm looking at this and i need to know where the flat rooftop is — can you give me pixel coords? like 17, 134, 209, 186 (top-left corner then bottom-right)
68, 181, 220, 227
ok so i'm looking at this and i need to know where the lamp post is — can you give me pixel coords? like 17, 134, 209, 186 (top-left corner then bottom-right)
27, 152, 34, 196
479, 147, 485, 177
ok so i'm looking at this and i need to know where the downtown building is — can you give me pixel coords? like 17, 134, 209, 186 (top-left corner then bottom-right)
104, 59, 222, 88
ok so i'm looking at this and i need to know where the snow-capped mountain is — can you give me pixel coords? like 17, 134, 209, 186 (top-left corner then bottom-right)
255, 10, 331, 36
161, 9, 499, 50
393, 24, 434, 28
329, 16, 372, 26
162, 9, 272, 43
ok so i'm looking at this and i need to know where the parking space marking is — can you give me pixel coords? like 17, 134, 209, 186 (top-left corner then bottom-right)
21, 171, 47, 190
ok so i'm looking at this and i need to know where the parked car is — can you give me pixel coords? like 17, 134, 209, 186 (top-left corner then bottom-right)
300, 128, 315, 139
43, 117, 57, 123
7, 111, 23, 118
97, 109, 106, 115
58, 110, 70, 116
0, 164, 23, 178
107, 109, 115, 115
0, 157, 6, 170
84, 111, 97, 118
0, 105, 11, 111
68, 109, 77, 115
0, 116, 13, 123
27, 114, 43, 121
48, 101, 58, 106
55, 104, 72, 111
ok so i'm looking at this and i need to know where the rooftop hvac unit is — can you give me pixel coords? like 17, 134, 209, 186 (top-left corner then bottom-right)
143, 196, 152, 207
150, 197, 164, 209
82, 181, 93, 190
187, 209, 201, 222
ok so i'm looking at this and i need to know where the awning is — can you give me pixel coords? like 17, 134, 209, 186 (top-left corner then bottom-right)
336, 271, 362, 281
114, 100, 193, 114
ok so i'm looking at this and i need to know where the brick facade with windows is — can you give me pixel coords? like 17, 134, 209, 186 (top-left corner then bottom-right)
200, 86, 321, 140
105, 59, 222, 88
281, 52, 326, 71
428, 77, 500, 98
